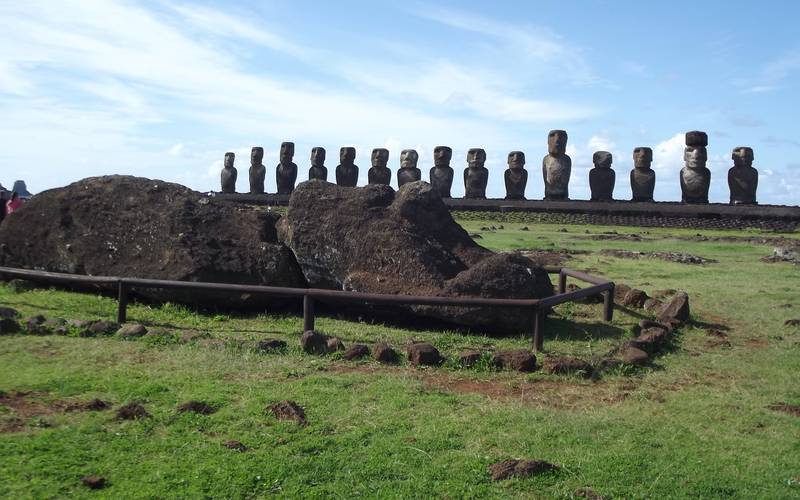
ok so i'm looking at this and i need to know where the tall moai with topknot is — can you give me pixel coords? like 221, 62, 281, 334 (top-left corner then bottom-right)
728, 147, 758, 204
680, 131, 711, 203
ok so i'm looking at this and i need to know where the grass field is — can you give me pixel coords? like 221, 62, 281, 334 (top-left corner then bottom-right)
1, 217, 799, 498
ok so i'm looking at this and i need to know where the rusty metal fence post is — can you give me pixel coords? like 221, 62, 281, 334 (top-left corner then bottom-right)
532, 307, 544, 352
558, 271, 567, 294
117, 280, 129, 324
303, 295, 315, 331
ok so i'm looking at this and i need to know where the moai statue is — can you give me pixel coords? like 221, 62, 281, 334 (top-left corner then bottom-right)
630, 147, 656, 202
336, 147, 359, 187
728, 147, 758, 204
308, 147, 328, 181
542, 130, 571, 200
429, 146, 454, 198
368, 148, 391, 185
504, 151, 527, 200
276, 142, 298, 195
589, 151, 615, 202
463, 148, 489, 199
680, 131, 711, 203
220, 152, 237, 193
249, 147, 266, 194
397, 149, 421, 187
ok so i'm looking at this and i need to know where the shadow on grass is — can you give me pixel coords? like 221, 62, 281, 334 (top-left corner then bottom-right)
543, 316, 628, 343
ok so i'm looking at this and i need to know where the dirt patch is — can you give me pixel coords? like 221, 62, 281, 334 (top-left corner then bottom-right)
488, 459, 558, 481
518, 249, 588, 267
579, 231, 649, 241
116, 402, 151, 420
0, 391, 55, 433
267, 400, 307, 426
744, 337, 769, 349
767, 403, 800, 417
62, 398, 112, 412
705, 329, 731, 349
81, 475, 108, 490
601, 249, 715, 265
177, 401, 217, 415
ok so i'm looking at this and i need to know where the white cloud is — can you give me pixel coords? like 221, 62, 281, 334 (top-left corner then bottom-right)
653, 133, 685, 173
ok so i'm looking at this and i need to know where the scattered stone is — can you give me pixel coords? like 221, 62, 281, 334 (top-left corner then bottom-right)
255, 338, 287, 352
767, 403, 800, 417
372, 343, 399, 363
622, 289, 649, 308
785, 319, 800, 327
574, 487, 607, 499
0, 318, 21, 334
658, 292, 690, 323
638, 319, 669, 332
81, 475, 107, 490
222, 440, 248, 452
326, 338, 345, 352
83, 320, 120, 337
601, 249, 715, 265
177, 401, 217, 415
0, 306, 19, 319
613, 283, 632, 304
633, 328, 670, 354
620, 344, 649, 366
143, 329, 176, 342
179, 331, 210, 344
300, 330, 330, 355
459, 349, 482, 368
705, 329, 731, 348
116, 323, 147, 339
542, 356, 593, 377
488, 459, 558, 481
343, 344, 370, 361
764, 245, 800, 265
116, 402, 150, 420
267, 400, 307, 426
406, 342, 443, 366
84, 398, 112, 411
521, 226, 529, 231
492, 350, 537, 372
643, 298, 663, 313
24, 315, 48, 334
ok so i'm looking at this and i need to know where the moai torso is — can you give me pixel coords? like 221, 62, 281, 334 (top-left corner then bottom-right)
248, 147, 266, 194
336, 147, 359, 187
309, 166, 328, 181
398, 167, 421, 187
276, 162, 297, 194
589, 151, 615, 201
220, 152, 237, 193
368, 148, 391, 186
630, 169, 655, 202
728, 147, 758, 204
542, 130, 571, 200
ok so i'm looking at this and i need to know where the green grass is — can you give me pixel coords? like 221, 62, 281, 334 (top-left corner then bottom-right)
1, 219, 799, 498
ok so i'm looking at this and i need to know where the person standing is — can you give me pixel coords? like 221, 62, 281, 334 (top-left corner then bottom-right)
5, 192, 22, 215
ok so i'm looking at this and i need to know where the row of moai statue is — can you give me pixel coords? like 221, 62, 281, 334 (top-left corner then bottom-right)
219, 131, 759, 204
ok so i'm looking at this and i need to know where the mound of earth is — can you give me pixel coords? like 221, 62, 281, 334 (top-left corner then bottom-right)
0, 176, 306, 307
278, 181, 552, 332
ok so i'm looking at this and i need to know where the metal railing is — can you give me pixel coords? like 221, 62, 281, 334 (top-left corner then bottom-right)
0, 265, 614, 352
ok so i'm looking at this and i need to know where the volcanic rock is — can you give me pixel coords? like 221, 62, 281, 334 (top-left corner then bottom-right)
300, 330, 329, 355
459, 349, 482, 368
492, 350, 537, 372
255, 338, 287, 351
0, 176, 307, 307
406, 342, 443, 366
542, 356, 593, 376
622, 289, 649, 308
277, 181, 552, 332
343, 343, 370, 360
0, 307, 19, 319
81, 475, 107, 490
267, 400, 307, 426
372, 342, 399, 363
620, 344, 649, 366
488, 459, 558, 481
116, 323, 147, 339
0, 318, 21, 334
658, 291, 690, 323
326, 338, 345, 352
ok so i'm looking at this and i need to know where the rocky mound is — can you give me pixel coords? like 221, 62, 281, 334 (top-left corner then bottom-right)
0, 176, 306, 306
278, 181, 552, 332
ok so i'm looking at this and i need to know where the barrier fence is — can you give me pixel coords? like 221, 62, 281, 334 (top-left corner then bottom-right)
0, 266, 614, 352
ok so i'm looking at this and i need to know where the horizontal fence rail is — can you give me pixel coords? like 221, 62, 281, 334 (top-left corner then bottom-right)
0, 265, 614, 352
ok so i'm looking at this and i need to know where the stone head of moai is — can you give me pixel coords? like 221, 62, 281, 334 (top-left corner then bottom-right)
633, 147, 653, 169
593, 151, 613, 169
371, 148, 389, 168
250, 147, 263, 165
400, 149, 419, 169
433, 146, 453, 167
280, 142, 295, 163
340, 147, 356, 165
508, 151, 526, 170
547, 130, 568, 155
224, 152, 235, 169
467, 148, 486, 168
684, 146, 708, 169
732, 146, 754, 167
311, 147, 326, 166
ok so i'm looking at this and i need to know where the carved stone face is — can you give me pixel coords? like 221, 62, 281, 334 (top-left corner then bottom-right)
400, 149, 419, 169
593, 151, 613, 169
371, 148, 389, 167
684, 146, 708, 169
251, 147, 263, 164
547, 130, 568, 155
280, 142, 295, 163
224, 152, 235, 169
433, 146, 452, 167
467, 148, 486, 168
508, 151, 525, 169
311, 147, 326, 166
340, 147, 356, 164
732, 147, 754, 167
633, 147, 653, 169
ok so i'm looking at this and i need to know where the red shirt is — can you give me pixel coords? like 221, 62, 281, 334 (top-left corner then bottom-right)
5, 197, 22, 215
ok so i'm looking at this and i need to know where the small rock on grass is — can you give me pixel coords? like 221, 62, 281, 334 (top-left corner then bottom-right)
492, 350, 536, 372
81, 475, 107, 489
406, 342, 443, 366
300, 330, 329, 355
83, 320, 119, 337
372, 342, 399, 363
343, 344, 369, 360
658, 291, 690, 323
542, 356, 592, 377
177, 400, 217, 415
459, 350, 482, 368
267, 400, 307, 426
255, 338, 287, 351
785, 319, 800, 327
488, 459, 558, 481
620, 344, 649, 366
0, 306, 19, 319
0, 318, 21, 334
116, 402, 150, 420
222, 440, 248, 452
622, 289, 649, 308
326, 338, 345, 352
116, 323, 147, 339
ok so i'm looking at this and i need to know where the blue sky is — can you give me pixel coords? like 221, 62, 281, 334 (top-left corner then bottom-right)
1, 0, 798, 204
